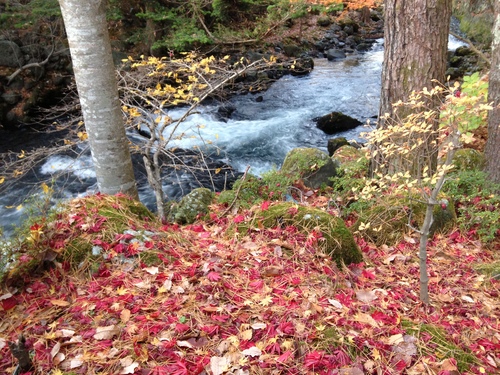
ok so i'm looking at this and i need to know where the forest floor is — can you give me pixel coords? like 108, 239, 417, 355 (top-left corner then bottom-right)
0, 191, 499, 375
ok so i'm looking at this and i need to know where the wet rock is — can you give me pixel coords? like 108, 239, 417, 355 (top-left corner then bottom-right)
215, 104, 237, 122
283, 44, 302, 57
1, 92, 21, 105
327, 137, 349, 156
314, 111, 362, 134
0, 40, 24, 67
326, 48, 346, 60
317, 16, 331, 27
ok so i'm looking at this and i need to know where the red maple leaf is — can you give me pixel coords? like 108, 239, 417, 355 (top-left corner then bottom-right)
207, 271, 221, 282
233, 215, 245, 223
261, 201, 271, 210
277, 350, 293, 363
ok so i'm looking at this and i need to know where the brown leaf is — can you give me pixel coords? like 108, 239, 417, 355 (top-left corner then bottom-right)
93, 325, 120, 340
120, 308, 131, 323
355, 290, 377, 303
50, 299, 70, 307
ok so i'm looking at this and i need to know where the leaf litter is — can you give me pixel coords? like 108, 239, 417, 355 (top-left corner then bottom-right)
0, 193, 499, 374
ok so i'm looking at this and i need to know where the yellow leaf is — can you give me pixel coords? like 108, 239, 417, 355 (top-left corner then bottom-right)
372, 347, 381, 360
18, 150, 25, 159
77, 131, 88, 141
51, 369, 64, 375
0, 177, 4, 184
41, 183, 51, 194
116, 286, 128, 296
260, 295, 273, 306
240, 329, 253, 341
16, 204, 23, 210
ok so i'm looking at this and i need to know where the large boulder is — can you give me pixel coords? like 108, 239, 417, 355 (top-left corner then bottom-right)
281, 147, 339, 189
314, 111, 362, 134
258, 202, 363, 266
167, 188, 214, 224
0, 40, 24, 67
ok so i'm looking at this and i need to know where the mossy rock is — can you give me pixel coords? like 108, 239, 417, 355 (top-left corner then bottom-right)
452, 148, 485, 171
281, 147, 339, 189
333, 145, 368, 174
257, 202, 362, 266
327, 137, 349, 156
353, 195, 456, 246
168, 188, 214, 224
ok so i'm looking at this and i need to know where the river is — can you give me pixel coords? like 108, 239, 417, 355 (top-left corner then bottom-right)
0, 37, 466, 238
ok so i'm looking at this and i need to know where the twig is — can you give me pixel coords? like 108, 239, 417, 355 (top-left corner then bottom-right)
450, 31, 491, 68
221, 165, 250, 216
7, 45, 55, 85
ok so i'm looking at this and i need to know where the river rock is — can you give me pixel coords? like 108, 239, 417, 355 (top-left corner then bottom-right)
326, 48, 346, 61
281, 147, 339, 189
0, 40, 24, 67
283, 44, 302, 57
327, 137, 349, 156
314, 111, 362, 134
167, 187, 214, 224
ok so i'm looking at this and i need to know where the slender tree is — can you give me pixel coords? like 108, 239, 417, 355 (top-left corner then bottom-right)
485, 1, 500, 183
58, 0, 139, 199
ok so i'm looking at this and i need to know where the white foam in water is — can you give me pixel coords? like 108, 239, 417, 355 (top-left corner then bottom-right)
448, 34, 467, 51
40, 155, 96, 179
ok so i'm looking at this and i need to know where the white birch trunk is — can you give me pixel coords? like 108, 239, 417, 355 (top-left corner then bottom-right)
59, 0, 138, 199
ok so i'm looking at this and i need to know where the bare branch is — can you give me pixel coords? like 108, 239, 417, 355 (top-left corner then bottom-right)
7, 45, 56, 85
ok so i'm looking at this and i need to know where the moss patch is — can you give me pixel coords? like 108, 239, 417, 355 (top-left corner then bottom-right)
402, 320, 478, 372
353, 194, 456, 246
281, 147, 339, 189
257, 202, 362, 266
452, 148, 486, 171
168, 188, 214, 224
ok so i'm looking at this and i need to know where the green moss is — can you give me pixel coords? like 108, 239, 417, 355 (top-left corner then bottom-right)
281, 148, 339, 189
402, 320, 478, 372
257, 202, 362, 266
353, 194, 456, 246
63, 238, 95, 268
216, 170, 296, 208
315, 326, 342, 353
474, 260, 500, 280
452, 149, 486, 171
168, 188, 214, 224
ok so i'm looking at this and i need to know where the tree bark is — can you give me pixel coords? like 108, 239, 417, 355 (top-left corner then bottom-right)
485, 1, 500, 184
379, 0, 452, 121
59, 0, 139, 199
375, 0, 452, 176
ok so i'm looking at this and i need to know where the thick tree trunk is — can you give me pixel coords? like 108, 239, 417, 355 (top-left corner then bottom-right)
379, 0, 452, 120
59, 0, 138, 199
485, 2, 500, 184
375, 0, 452, 176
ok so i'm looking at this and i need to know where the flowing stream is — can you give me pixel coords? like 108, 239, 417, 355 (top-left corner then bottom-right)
0, 37, 466, 238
